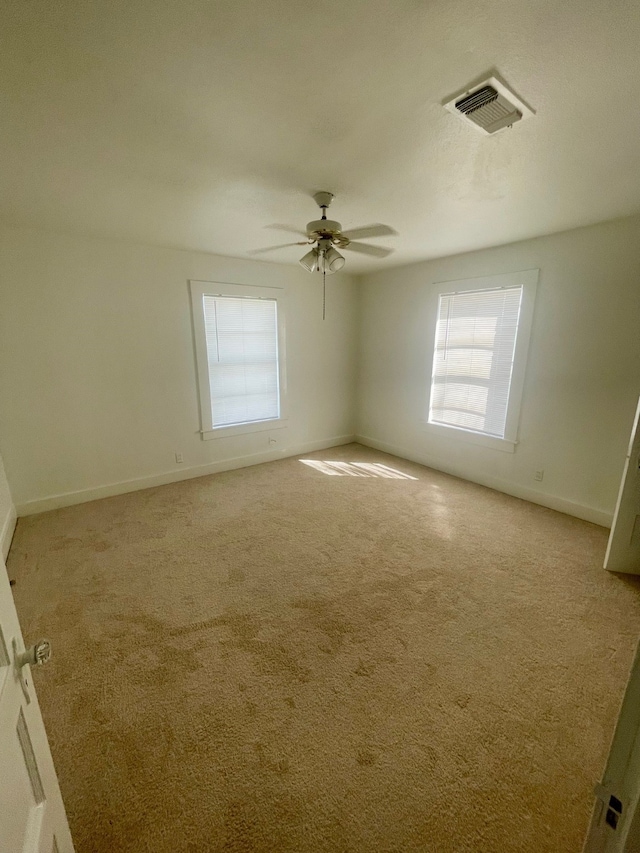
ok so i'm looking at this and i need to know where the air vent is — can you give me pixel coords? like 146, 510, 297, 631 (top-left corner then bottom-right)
444, 75, 535, 135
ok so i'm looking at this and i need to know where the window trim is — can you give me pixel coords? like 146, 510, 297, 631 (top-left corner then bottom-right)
424, 269, 538, 452
189, 280, 288, 441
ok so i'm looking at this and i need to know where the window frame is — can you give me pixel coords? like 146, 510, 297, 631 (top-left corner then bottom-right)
189, 280, 288, 441
424, 269, 538, 453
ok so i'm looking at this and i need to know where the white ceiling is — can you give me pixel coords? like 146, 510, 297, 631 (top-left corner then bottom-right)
2, 0, 640, 272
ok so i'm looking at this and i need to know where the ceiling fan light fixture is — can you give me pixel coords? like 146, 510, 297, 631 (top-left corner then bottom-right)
299, 247, 319, 272
285, 193, 394, 281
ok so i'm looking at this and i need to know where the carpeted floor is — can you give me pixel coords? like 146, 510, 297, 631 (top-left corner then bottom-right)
8, 443, 640, 852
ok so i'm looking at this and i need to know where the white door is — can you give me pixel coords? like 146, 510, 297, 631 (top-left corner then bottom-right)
584, 640, 640, 852
605, 396, 640, 574
0, 553, 74, 853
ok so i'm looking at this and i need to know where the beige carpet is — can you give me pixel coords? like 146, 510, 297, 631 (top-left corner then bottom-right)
8, 443, 640, 852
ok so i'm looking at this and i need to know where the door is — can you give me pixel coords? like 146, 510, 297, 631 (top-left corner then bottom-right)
605, 397, 640, 574
584, 640, 640, 852
0, 552, 74, 852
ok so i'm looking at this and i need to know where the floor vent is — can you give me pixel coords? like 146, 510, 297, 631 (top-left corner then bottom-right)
444, 75, 534, 135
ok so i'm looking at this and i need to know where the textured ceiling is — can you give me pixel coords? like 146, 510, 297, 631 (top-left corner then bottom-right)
2, 0, 640, 272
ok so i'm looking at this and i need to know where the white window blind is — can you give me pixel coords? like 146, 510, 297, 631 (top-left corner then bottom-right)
429, 286, 523, 438
202, 295, 280, 429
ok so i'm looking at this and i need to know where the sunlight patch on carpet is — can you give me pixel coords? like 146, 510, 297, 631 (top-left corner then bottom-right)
300, 460, 418, 479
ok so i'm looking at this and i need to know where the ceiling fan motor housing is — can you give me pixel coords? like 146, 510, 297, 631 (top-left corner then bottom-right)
306, 219, 343, 241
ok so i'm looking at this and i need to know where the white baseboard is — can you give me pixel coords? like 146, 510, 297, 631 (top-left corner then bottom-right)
355, 433, 613, 528
1, 504, 17, 561
16, 434, 356, 517
12, 431, 613, 528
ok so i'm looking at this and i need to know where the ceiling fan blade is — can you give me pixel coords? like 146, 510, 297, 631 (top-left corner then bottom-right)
341, 224, 396, 241
266, 224, 309, 238
248, 242, 308, 255
343, 241, 394, 258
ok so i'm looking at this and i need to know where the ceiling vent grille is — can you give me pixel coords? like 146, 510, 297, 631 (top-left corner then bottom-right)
444, 75, 534, 135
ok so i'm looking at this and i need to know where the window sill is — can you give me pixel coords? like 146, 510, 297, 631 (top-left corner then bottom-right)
423, 421, 517, 453
201, 418, 289, 441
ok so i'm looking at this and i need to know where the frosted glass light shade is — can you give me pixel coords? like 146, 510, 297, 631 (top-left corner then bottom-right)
325, 246, 345, 272
299, 248, 319, 272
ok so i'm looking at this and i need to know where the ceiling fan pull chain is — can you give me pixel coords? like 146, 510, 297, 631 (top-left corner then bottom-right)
323, 270, 326, 321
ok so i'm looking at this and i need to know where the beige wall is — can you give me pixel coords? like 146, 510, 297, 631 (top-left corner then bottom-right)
3, 215, 640, 524
356, 215, 640, 525
0, 227, 358, 512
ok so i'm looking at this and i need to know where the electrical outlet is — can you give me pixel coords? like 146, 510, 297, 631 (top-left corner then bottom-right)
175, 452, 184, 464
534, 469, 544, 482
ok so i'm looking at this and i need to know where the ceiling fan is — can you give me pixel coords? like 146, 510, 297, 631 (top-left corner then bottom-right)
250, 191, 396, 275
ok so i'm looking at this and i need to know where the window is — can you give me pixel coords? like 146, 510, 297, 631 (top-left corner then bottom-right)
427, 270, 538, 451
190, 281, 287, 439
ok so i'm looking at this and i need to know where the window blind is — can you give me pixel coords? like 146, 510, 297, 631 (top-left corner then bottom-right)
429, 286, 523, 438
202, 295, 280, 428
